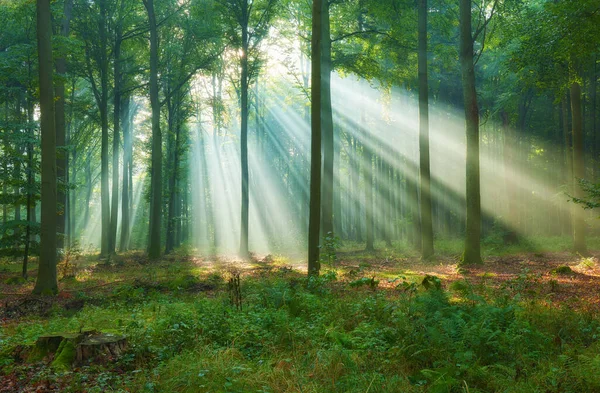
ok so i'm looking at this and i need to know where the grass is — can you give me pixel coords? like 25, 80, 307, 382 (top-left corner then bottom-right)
336, 235, 600, 260
2, 247, 600, 392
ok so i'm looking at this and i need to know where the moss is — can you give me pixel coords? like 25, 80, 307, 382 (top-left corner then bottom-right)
27, 335, 63, 362
4, 276, 26, 285
552, 265, 573, 275
50, 339, 77, 371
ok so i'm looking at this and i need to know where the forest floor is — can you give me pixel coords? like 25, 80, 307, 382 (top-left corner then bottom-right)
2, 241, 600, 392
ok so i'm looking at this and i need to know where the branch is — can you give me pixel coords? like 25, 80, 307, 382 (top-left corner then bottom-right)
331, 29, 388, 43
473, 0, 498, 42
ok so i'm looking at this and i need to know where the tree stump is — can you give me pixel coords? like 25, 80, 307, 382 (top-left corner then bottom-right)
76, 333, 127, 363
27, 330, 126, 370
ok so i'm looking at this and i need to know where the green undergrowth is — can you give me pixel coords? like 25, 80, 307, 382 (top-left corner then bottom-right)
2, 266, 600, 392
338, 235, 600, 260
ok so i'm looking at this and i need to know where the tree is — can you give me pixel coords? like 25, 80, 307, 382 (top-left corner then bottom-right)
570, 80, 587, 254
320, 0, 334, 240
33, 0, 58, 295
418, 0, 434, 259
460, 0, 482, 265
144, 0, 162, 260
55, 0, 74, 252
76, 0, 111, 258
308, 0, 323, 275
219, 0, 278, 257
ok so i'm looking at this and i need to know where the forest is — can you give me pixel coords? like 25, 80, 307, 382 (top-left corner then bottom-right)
1, 0, 600, 391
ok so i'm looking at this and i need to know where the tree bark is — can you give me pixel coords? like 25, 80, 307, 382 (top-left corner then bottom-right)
239, 5, 250, 258
364, 141, 374, 251
110, 17, 123, 255
119, 97, 132, 251
418, 0, 434, 259
501, 111, 518, 243
320, 0, 334, 239
460, 0, 482, 265
308, 0, 323, 275
33, 0, 58, 295
570, 81, 587, 254
54, 0, 73, 252
144, 0, 162, 259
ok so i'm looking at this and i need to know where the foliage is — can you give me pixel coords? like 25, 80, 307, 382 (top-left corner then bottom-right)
3, 259, 600, 392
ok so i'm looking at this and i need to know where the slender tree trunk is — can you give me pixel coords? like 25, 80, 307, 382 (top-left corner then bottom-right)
501, 110, 518, 243
321, 0, 334, 238
33, 0, 58, 295
145, 0, 162, 259
95, 0, 111, 258
591, 55, 597, 178
22, 95, 34, 279
166, 101, 181, 254
418, 0, 434, 258
355, 139, 363, 242
364, 143, 374, 251
120, 97, 132, 251
71, 147, 77, 241
460, 0, 482, 265
54, 0, 72, 252
308, 0, 323, 275
239, 10, 250, 258
84, 152, 92, 231
110, 25, 123, 255
571, 81, 587, 254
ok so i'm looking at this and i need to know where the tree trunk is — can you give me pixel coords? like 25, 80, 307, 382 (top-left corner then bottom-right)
308, 0, 323, 275
92, 0, 111, 258
110, 19, 123, 255
418, 0, 434, 258
320, 0, 334, 239
239, 8, 250, 258
33, 0, 58, 295
571, 81, 587, 254
501, 111, 518, 243
364, 143, 374, 251
166, 99, 181, 254
145, 0, 162, 259
84, 153, 92, 231
54, 0, 73, 252
460, 0, 482, 265
23, 94, 34, 279
119, 97, 131, 251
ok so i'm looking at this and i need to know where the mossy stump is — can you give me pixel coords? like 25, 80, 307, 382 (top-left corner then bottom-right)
77, 333, 127, 363
29, 330, 126, 370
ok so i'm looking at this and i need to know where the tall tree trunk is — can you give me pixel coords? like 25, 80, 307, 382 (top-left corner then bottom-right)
571, 81, 587, 254
364, 143, 374, 251
591, 55, 597, 178
407, 160, 420, 248
22, 94, 34, 279
84, 153, 92, 231
120, 97, 132, 251
321, 0, 334, 238
501, 111, 518, 243
145, 0, 162, 259
460, 0, 482, 265
54, 0, 73, 252
33, 0, 58, 295
96, 0, 110, 258
71, 147, 77, 241
418, 0, 434, 259
308, 0, 323, 275
166, 100, 181, 254
110, 21, 123, 255
355, 139, 363, 242
239, 10, 250, 258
